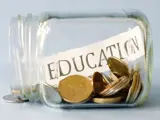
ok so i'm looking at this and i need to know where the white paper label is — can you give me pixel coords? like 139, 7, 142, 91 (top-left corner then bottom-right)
42, 26, 145, 86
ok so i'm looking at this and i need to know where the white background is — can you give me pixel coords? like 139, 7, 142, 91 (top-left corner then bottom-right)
0, 0, 159, 120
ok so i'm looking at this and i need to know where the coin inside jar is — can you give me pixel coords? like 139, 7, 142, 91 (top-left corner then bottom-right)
43, 84, 62, 104
107, 57, 129, 76
112, 72, 122, 78
126, 70, 142, 103
58, 75, 93, 103
131, 78, 142, 103
92, 96, 122, 104
100, 76, 130, 96
126, 70, 138, 103
99, 80, 119, 96
109, 72, 119, 82
106, 77, 129, 96
92, 72, 109, 94
101, 73, 113, 84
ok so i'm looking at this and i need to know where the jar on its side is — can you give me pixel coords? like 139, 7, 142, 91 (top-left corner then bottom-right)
8, 10, 153, 108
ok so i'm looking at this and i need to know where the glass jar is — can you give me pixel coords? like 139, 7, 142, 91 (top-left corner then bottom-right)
8, 9, 153, 108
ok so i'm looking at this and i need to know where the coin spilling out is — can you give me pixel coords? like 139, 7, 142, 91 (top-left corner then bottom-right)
126, 70, 143, 103
107, 57, 129, 76
3, 94, 29, 103
92, 96, 122, 104
100, 76, 130, 96
58, 75, 93, 103
92, 72, 109, 94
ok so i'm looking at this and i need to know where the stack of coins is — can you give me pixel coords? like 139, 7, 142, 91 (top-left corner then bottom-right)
58, 56, 143, 104
92, 57, 143, 104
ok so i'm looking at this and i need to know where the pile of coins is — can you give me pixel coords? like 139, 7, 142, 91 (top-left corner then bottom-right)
58, 56, 143, 104
3, 56, 143, 105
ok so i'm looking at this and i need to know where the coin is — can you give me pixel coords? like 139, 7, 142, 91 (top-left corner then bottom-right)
131, 81, 142, 103
126, 70, 141, 103
107, 57, 129, 76
123, 82, 131, 92
130, 68, 134, 79
43, 84, 62, 104
100, 80, 119, 95
125, 79, 136, 102
92, 72, 108, 94
92, 96, 122, 104
130, 71, 140, 102
107, 76, 130, 96
58, 75, 93, 103
105, 77, 129, 96
122, 68, 134, 92
101, 73, 113, 84
3, 94, 29, 103
100, 76, 130, 96
109, 72, 119, 82
112, 72, 122, 78
129, 71, 142, 103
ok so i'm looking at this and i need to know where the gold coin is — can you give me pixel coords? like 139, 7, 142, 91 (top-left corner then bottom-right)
58, 75, 93, 103
130, 71, 140, 102
100, 76, 129, 96
109, 72, 119, 82
126, 70, 140, 103
92, 72, 108, 94
130, 68, 134, 79
92, 96, 122, 104
122, 68, 134, 93
123, 82, 131, 92
125, 78, 136, 102
106, 77, 128, 96
101, 73, 113, 84
131, 81, 142, 103
99, 80, 119, 96
103, 76, 130, 96
107, 57, 129, 76
129, 71, 142, 103
112, 72, 122, 78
